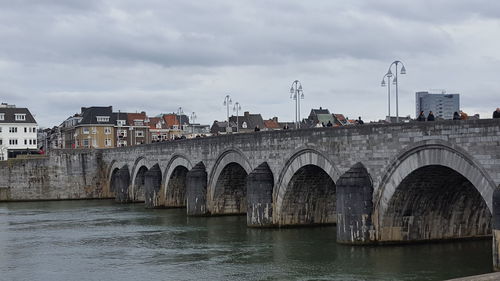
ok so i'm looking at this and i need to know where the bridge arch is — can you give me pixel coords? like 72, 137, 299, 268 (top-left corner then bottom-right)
375, 141, 496, 242
130, 157, 150, 202
107, 160, 121, 193
163, 154, 193, 207
208, 148, 252, 215
274, 148, 340, 226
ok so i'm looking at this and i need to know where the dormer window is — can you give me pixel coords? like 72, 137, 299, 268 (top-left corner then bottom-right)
0, 113, 4, 121
96, 116, 110, 122
15, 114, 26, 121
242, 122, 248, 129
117, 120, 126, 126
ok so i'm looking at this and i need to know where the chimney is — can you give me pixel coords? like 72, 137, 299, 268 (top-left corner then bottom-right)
244, 111, 250, 117
319, 106, 322, 110
272, 117, 278, 122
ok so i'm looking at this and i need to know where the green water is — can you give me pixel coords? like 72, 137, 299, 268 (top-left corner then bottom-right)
0, 200, 492, 281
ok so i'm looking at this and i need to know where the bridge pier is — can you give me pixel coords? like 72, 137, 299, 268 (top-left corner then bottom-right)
115, 166, 131, 203
186, 162, 208, 216
246, 163, 274, 227
336, 163, 375, 244
144, 165, 162, 209
493, 186, 500, 271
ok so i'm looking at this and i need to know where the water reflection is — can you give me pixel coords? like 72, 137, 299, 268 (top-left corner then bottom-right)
0, 200, 492, 281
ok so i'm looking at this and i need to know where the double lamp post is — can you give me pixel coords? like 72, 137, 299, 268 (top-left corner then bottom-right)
381, 60, 406, 123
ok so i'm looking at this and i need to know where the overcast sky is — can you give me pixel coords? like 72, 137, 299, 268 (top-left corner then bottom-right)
1, 0, 499, 127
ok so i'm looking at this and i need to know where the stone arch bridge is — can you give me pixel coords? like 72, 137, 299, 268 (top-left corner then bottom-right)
103, 119, 500, 251
99, 119, 500, 269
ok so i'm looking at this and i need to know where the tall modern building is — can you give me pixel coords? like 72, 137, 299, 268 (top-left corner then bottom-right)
415, 91, 460, 120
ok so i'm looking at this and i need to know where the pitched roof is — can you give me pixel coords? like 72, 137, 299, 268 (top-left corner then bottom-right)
210, 120, 228, 134
263, 119, 280, 129
229, 112, 265, 130
0, 107, 37, 124
147, 117, 167, 130
310, 107, 330, 116
79, 106, 116, 125
333, 113, 349, 126
316, 113, 335, 124
162, 113, 190, 128
126, 112, 147, 127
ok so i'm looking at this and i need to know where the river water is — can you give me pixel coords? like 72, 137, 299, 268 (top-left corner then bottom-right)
0, 200, 492, 281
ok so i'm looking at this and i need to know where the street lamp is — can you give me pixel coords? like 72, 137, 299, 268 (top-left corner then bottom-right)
381, 72, 392, 119
385, 60, 407, 123
177, 107, 184, 137
190, 112, 197, 135
223, 95, 232, 133
233, 102, 241, 133
290, 80, 304, 129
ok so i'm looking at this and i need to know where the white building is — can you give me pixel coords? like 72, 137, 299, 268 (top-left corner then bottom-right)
0, 103, 39, 160
416, 91, 460, 120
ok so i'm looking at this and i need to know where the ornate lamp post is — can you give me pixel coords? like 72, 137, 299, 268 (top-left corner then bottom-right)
233, 102, 241, 133
385, 61, 406, 123
290, 80, 304, 129
223, 95, 232, 133
381, 72, 392, 119
177, 107, 184, 137
190, 112, 196, 135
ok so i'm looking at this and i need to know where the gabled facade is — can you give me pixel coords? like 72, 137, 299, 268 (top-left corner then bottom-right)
60, 114, 82, 148
125, 112, 150, 145
147, 117, 169, 142
0, 103, 38, 160
74, 106, 116, 149
228, 111, 265, 133
210, 121, 229, 135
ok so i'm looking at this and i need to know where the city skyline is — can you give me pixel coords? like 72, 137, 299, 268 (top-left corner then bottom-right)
1, 1, 499, 127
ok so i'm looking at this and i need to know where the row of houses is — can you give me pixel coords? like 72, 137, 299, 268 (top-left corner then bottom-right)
41, 106, 211, 150
210, 107, 354, 134
1, 102, 355, 160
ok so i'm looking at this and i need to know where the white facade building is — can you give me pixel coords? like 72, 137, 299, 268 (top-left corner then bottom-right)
415, 91, 460, 120
0, 103, 39, 160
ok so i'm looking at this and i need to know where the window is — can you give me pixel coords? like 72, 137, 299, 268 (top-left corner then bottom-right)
242, 122, 248, 129
24, 127, 27, 133
24, 139, 27, 145
33, 139, 36, 145
96, 116, 110, 122
105, 139, 112, 147
9, 139, 18, 145
117, 129, 127, 137
104, 127, 111, 134
29, 139, 32, 145
0, 139, 2, 145
135, 131, 144, 137
83, 139, 89, 147
92, 127, 97, 134
134, 120, 144, 126
33, 127, 36, 132
15, 114, 26, 121
9, 127, 17, 133
0, 127, 2, 133
0, 113, 4, 120
82, 127, 89, 134
117, 120, 126, 126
